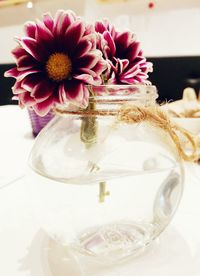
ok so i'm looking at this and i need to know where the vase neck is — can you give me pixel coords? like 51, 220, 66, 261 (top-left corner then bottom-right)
55, 85, 158, 116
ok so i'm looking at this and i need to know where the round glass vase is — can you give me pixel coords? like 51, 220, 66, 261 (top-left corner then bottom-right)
28, 85, 184, 264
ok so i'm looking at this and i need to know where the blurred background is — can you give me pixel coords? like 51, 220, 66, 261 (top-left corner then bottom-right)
0, 0, 200, 105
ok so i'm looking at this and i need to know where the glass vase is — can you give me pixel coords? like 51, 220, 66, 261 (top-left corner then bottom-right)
28, 85, 184, 264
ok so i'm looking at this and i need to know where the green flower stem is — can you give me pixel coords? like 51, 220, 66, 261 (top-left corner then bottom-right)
80, 99, 98, 149
99, 181, 110, 203
80, 96, 109, 203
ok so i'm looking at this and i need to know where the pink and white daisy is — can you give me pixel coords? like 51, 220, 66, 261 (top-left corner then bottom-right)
95, 20, 152, 85
5, 10, 106, 116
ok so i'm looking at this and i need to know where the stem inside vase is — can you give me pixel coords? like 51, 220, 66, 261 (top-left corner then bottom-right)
80, 95, 109, 203
80, 99, 98, 149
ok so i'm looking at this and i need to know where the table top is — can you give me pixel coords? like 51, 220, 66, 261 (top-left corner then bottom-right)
1, 105, 200, 276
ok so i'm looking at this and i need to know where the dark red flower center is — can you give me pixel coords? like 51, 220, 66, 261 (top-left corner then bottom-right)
46, 53, 72, 82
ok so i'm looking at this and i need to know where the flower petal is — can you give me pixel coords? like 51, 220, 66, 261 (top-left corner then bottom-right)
81, 85, 90, 107
75, 52, 100, 69
53, 10, 65, 30
17, 54, 38, 71
107, 71, 118, 84
17, 69, 42, 82
116, 31, 132, 47
77, 58, 106, 77
118, 59, 129, 74
54, 10, 75, 36
33, 96, 54, 116
115, 31, 132, 56
24, 21, 36, 38
95, 21, 107, 34
12, 81, 26, 94
43, 13, 54, 32
64, 21, 85, 53
91, 60, 107, 75
58, 84, 67, 104
4, 67, 19, 78
122, 67, 141, 80
95, 20, 116, 37
74, 74, 102, 85
76, 68, 97, 78
35, 20, 54, 42
31, 80, 54, 102
21, 73, 44, 92
18, 91, 36, 106
125, 41, 140, 61
103, 31, 116, 57
83, 23, 94, 36
145, 61, 153, 73
62, 80, 89, 106
11, 46, 27, 60
19, 37, 45, 61
74, 39, 92, 58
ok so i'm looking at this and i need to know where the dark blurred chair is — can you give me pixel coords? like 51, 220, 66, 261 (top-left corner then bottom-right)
0, 64, 16, 105
148, 56, 200, 102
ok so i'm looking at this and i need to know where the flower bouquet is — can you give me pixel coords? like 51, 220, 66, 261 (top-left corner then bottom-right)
4, 10, 190, 265
5, 10, 152, 136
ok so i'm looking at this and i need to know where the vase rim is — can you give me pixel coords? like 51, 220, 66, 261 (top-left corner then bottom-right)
87, 84, 157, 102
87, 84, 157, 90
54, 84, 158, 117
87, 84, 158, 101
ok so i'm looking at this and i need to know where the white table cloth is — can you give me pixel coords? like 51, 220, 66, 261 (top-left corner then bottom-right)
0, 105, 200, 276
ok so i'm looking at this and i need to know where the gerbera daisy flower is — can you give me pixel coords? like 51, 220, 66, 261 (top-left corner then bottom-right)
95, 20, 152, 85
5, 10, 106, 116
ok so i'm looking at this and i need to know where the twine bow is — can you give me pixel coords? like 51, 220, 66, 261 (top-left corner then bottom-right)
118, 104, 198, 162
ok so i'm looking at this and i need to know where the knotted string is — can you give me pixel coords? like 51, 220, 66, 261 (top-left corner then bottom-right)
117, 104, 198, 162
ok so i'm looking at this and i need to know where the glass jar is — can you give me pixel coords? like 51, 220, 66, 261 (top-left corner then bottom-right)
28, 85, 184, 265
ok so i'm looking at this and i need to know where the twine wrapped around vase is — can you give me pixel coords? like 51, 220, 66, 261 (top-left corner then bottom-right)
117, 104, 198, 162
55, 103, 198, 162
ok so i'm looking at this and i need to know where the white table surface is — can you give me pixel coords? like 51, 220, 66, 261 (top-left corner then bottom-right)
1, 105, 200, 276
